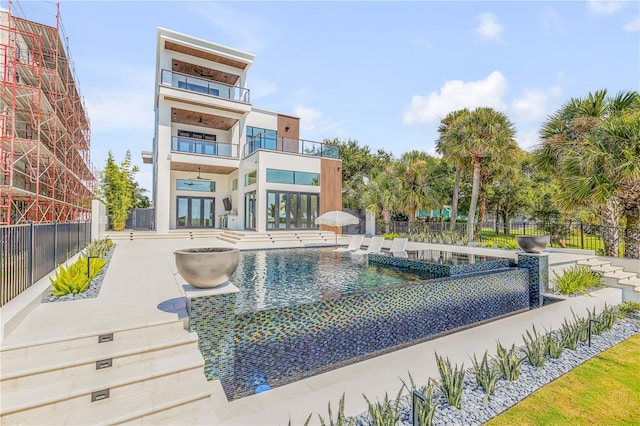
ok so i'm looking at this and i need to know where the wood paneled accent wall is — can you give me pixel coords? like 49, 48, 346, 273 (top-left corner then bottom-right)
320, 158, 343, 233
277, 114, 300, 153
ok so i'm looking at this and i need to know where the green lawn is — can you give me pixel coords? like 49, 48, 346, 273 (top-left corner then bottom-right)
487, 333, 640, 425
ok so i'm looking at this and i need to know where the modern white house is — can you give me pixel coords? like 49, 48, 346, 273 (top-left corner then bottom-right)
145, 28, 342, 234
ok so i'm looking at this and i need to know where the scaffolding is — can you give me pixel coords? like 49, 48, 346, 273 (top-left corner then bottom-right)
0, 1, 94, 225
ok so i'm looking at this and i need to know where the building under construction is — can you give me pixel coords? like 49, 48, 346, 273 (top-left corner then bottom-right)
0, 1, 94, 225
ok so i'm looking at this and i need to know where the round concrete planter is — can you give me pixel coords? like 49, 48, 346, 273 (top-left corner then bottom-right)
174, 247, 239, 288
515, 235, 550, 253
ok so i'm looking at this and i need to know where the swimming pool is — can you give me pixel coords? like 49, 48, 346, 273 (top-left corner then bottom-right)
187, 247, 536, 400
230, 248, 434, 314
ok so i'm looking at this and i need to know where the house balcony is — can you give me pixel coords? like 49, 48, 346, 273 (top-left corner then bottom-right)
243, 134, 340, 159
172, 136, 239, 158
159, 69, 251, 114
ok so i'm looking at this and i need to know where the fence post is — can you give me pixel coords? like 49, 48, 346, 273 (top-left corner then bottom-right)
28, 221, 34, 286
53, 221, 57, 267
67, 221, 71, 260
580, 222, 584, 250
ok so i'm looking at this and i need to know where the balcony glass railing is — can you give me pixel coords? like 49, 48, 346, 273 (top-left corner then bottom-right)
172, 136, 238, 158
244, 134, 340, 159
161, 69, 250, 103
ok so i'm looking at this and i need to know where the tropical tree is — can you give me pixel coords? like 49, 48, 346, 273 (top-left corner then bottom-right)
98, 150, 139, 231
447, 107, 517, 242
361, 168, 398, 234
437, 109, 470, 230
536, 89, 639, 257
393, 151, 444, 223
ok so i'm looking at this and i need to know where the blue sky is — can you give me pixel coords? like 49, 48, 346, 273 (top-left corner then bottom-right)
7, 1, 639, 193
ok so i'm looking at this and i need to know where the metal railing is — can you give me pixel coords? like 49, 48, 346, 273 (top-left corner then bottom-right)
160, 69, 250, 103
376, 220, 633, 258
171, 136, 238, 158
244, 133, 340, 159
1, 221, 91, 306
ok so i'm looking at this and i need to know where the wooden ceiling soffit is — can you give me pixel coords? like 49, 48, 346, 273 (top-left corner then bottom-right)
163, 95, 248, 115
165, 41, 249, 70
171, 59, 240, 86
171, 107, 238, 131
170, 162, 237, 175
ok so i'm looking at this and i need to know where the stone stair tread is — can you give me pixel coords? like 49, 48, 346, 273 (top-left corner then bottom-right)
0, 349, 204, 415
1, 327, 197, 380
19, 378, 211, 426
604, 271, 638, 280
619, 276, 640, 285
577, 259, 611, 267
591, 265, 624, 273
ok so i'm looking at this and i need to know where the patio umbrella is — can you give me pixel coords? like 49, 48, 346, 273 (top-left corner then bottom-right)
315, 211, 360, 246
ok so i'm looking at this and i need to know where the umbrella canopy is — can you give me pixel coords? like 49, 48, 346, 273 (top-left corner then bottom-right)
315, 211, 360, 247
315, 211, 360, 227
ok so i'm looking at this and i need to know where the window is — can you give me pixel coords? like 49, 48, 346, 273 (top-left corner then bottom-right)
246, 126, 277, 153
176, 179, 216, 192
232, 178, 238, 191
244, 171, 257, 186
266, 169, 319, 186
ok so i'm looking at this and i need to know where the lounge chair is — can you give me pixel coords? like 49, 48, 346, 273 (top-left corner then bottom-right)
352, 236, 384, 255
387, 237, 408, 258
334, 235, 365, 252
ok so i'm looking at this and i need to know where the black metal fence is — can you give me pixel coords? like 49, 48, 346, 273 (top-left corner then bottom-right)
377, 220, 632, 258
0, 221, 91, 306
342, 208, 366, 234
125, 208, 155, 230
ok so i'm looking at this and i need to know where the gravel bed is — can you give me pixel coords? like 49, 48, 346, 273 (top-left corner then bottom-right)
351, 316, 640, 425
42, 246, 115, 303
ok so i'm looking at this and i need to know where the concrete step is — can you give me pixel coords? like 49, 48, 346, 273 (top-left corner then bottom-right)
10, 378, 212, 426
619, 276, 640, 286
1, 319, 186, 359
0, 348, 205, 421
577, 259, 611, 268
591, 265, 624, 274
134, 395, 217, 425
1, 328, 198, 389
603, 271, 638, 280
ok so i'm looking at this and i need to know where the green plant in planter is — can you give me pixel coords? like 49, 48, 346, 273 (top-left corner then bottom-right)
571, 310, 590, 342
552, 265, 603, 295
618, 301, 640, 318
494, 342, 524, 381
401, 372, 437, 426
363, 389, 402, 426
315, 393, 353, 426
383, 232, 400, 240
544, 331, 565, 359
560, 319, 580, 350
471, 351, 501, 406
49, 251, 107, 297
435, 352, 465, 409
522, 325, 547, 368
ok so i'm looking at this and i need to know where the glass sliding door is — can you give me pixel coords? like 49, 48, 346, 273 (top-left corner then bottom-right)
266, 190, 319, 230
244, 191, 256, 230
176, 196, 215, 228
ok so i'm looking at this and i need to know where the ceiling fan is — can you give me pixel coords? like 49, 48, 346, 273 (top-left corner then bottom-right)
193, 67, 213, 78
194, 167, 211, 181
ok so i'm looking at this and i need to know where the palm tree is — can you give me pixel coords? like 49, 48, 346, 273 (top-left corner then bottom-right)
449, 108, 517, 242
536, 89, 639, 257
437, 109, 470, 231
361, 169, 398, 234
393, 151, 443, 227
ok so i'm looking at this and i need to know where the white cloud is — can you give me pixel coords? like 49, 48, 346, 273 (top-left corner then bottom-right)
403, 71, 509, 124
517, 130, 541, 151
412, 37, 433, 48
511, 78, 562, 123
623, 16, 640, 32
588, 0, 624, 16
541, 7, 565, 32
249, 78, 278, 99
189, 3, 275, 52
475, 13, 504, 42
294, 106, 323, 131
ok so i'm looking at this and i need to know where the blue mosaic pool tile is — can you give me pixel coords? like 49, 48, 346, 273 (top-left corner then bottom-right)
187, 292, 236, 397
517, 252, 549, 308
450, 259, 511, 276
368, 254, 451, 278
230, 267, 529, 399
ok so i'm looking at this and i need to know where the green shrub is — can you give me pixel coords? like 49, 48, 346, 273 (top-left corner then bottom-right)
494, 342, 524, 381
85, 237, 113, 258
435, 352, 465, 409
470, 351, 500, 406
522, 325, 547, 368
316, 393, 353, 426
618, 301, 640, 318
401, 373, 437, 426
544, 332, 565, 359
383, 233, 400, 240
552, 265, 603, 295
363, 389, 401, 426
560, 319, 580, 350
49, 238, 110, 297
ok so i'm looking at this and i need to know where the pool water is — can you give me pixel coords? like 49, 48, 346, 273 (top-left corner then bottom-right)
229, 248, 434, 313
